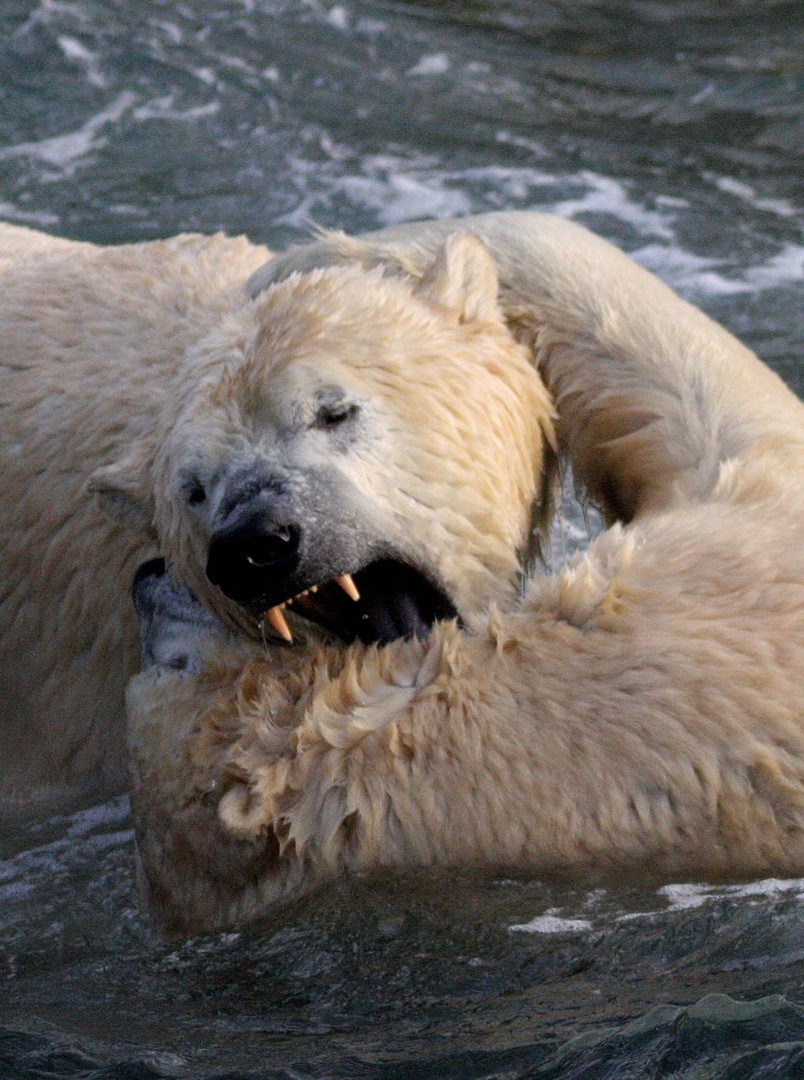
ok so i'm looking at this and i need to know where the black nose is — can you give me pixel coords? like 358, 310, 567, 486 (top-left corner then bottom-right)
206, 517, 301, 603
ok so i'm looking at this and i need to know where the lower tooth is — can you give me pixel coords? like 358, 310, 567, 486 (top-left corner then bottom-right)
265, 606, 293, 642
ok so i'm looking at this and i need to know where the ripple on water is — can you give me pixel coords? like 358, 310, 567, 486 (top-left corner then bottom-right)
4, 798, 804, 1076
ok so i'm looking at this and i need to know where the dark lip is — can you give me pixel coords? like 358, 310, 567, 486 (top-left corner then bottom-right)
248, 557, 459, 646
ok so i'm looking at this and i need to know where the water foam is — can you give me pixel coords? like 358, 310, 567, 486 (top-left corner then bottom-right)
0, 92, 136, 176
510, 912, 594, 934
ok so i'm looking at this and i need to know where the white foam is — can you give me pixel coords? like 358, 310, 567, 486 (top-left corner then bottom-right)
744, 243, 804, 288
690, 82, 716, 106
407, 53, 451, 77
132, 96, 221, 123
444, 166, 677, 240
634, 240, 804, 297
0, 797, 132, 932
190, 66, 217, 86
354, 17, 388, 37
617, 877, 804, 922
494, 131, 550, 159
632, 243, 752, 297
326, 5, 349, 31
57, 34, 107, 89
0, 201, 59, 226
656, 882, 718, 912
275, 148, 798, 301
510, 911, 593, 934
0, 91, 136, 175
661, 878, 804, 910
151, 19, 184, 46
550, 172, 676, 240
349, 173, 471, 224
456, 164, 561, 199
707, 173, 800, 219
290, 166, 473, 227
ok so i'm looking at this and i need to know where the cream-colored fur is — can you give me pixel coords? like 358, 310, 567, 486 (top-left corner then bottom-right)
0, 220, 551, 817
0, 224, 270, 815
256, 213, 804, 522
121, 214, 804, 935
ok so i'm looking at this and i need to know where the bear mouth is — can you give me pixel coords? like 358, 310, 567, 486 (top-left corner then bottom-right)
260, 558, 459, 646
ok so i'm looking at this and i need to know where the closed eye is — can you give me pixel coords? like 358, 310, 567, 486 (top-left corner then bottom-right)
312, 402, 360, 430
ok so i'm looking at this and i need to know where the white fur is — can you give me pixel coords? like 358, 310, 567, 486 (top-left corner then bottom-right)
0, 221, 549, 817
0, 224, 270, 814
121, 214, 804, 934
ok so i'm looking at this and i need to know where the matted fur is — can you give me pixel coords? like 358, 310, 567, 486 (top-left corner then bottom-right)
0, 224, 271, 815
123, 214, 804, 935
0, 219, 551, 817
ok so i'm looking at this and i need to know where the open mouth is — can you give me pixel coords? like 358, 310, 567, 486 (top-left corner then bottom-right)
261, 558, 459, 646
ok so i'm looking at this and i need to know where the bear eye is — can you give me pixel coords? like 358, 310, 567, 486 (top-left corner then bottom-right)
312, 401, 360, 430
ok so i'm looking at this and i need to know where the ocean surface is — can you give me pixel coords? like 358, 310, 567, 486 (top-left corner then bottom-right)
1, 1, 803, 1077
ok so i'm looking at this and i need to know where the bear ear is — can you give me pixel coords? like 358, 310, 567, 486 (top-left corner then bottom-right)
415, 232, 502, 324
88, 448, 156, 538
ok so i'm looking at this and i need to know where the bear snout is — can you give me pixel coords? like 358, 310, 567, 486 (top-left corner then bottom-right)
206, 515, 302, 604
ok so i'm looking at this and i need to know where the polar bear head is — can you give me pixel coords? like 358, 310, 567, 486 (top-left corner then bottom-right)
93, 233, 555, 645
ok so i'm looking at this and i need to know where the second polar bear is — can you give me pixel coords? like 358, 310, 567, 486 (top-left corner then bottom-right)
4, 210, 804, 865
114, 214, 804, 934
0, 221, 550, 816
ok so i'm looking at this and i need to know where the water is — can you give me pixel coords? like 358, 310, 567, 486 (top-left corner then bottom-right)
4, 801, 804, 1078
1, 1, 803, 1076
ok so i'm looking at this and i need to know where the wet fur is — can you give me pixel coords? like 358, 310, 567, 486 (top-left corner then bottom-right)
0, 225, 271, 815
124, 214, 804, 934
0, 220, 550, 817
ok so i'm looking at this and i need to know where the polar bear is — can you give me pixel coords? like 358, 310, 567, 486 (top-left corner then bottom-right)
0, 220, 551, 817
0, 225, 271, 816
3, 208, 804, 867
116, 214, 804, 935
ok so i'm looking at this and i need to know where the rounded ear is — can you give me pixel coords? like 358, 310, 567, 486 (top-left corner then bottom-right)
88, 445, 156, 538
414, 232, 503, 324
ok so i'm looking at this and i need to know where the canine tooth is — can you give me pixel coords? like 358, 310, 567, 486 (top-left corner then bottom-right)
310, 585, 318, 594
265, 605, 293, 642
336, 573, 360, 602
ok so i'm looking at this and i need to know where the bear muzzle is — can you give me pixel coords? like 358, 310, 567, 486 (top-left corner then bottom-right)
201, 473, 459, 647
206, 514, 302, 605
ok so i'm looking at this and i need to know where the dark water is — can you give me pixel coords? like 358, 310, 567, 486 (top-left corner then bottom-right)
4, 800, 804, 1079
1, 1, 803, 1077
